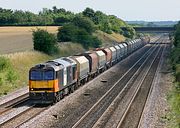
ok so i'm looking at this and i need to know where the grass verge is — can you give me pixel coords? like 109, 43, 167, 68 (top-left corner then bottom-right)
0, 51, 52, 96
0, 42, 84, 96
167, 82, 180, 128
167, 45, 180, 128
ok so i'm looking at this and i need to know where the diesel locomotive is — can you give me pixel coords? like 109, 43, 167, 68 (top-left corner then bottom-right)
29, 37, 150, 104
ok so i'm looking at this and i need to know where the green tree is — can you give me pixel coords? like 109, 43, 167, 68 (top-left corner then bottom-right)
75, 28, 102, 48
93, 11, 107, 25
82, 7, 95, 20
123, 27, 136, 39
108, 15, 126, 34
174, 22, 180, 47
73, 16, 96, 34
57, 24, 78, 42
75, 28, 91, 48
100, 20, 112, 34
57, 23, 102, 49
33, 29, 58, 55
0, 8, 13, 24
169, 21, 180, 128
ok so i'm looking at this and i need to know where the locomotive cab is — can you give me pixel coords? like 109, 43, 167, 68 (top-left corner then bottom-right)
29, 63, 63, 103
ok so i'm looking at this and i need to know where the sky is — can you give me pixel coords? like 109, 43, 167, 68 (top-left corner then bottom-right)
0, 0, 180, 21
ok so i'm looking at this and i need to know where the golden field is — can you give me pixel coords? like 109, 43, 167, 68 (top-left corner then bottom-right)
0, 26, 125, 96
0, 26, 125, 54
0, 26, 59, 54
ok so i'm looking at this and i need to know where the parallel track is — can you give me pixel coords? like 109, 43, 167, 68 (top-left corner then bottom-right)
91, 39, 166, 128
0, 36, 164, 128
116, 44, 165, 128
0, 104, 50, 128
71, 37, 164, 128
137, 38, 168, 128
0, 93, 29, 115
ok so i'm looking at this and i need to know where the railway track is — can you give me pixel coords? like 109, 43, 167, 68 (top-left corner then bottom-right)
0, 103, 50, 128
0, 93, 29, 108
94, 38, 168, 128
0, 93, 29, 115
0, 36, 164, 128
91, 41, 166, 128
137, 38, 169, 128
71, 37, 164, 128
116, 45, 165, 128
0, 92, 50, 128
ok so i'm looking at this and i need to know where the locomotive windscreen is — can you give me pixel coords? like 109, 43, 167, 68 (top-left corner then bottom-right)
30, 70, 54, 80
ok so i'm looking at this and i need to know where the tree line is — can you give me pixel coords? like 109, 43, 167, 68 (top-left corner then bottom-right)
172, 21, 180, 82
169, 21, 180, 128
0, 7, 74, 26
0, 7, 135, 38
30, 7, 136, 55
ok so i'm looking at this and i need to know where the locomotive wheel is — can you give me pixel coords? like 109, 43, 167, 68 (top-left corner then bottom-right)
57, 93, 61, 102
74, 83, 78, 90
71, 85, 75, 93
60, 91, 64, 99
54, 93, 61, 103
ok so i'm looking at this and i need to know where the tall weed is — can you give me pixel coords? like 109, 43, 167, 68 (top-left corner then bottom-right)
0, 56, 11, 72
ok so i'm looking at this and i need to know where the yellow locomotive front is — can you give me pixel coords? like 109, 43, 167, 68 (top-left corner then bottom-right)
29, 63, 60, 103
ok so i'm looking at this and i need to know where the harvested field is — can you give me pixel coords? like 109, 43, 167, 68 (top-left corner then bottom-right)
0, 26, 125, 54
0, 26, 59, 54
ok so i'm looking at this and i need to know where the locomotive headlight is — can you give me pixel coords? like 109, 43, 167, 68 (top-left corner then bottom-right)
31, 88, 34, 91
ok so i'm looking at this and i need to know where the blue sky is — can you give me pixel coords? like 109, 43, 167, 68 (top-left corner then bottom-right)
0, 0, 180, 21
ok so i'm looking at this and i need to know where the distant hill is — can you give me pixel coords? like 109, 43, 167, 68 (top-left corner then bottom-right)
127, 21, 178, 27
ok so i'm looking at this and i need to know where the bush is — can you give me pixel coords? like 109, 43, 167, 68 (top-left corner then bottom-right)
0, 76, 3, 86
168, 85, 180, 127
171, 47, 180, 67
57, 22, 102, 49
0, 56, 11, 72
75, 28, 91, 49
0, 57, 18, 84
33, 28, 59, 55
175, 64, 180, 82
174, 22, 180, 47
99, 20, 112, 34
6, 70, 18, 83
123, 27, 136, 39
91, 36, 102, 48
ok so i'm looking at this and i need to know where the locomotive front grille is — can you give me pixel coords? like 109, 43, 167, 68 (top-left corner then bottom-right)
30, 88, 54, 91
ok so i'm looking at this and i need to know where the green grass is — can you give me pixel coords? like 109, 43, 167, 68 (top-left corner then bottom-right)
168, 82, 180, 128
0, 43, 84, 96
168, 43, 180, 128
0, 56, 19, 95
94, 31, 125, 45
0, 30, 124, 96
0, 51, 52, 96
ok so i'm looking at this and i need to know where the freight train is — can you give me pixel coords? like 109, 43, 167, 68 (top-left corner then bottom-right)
29, 37, 150, 104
